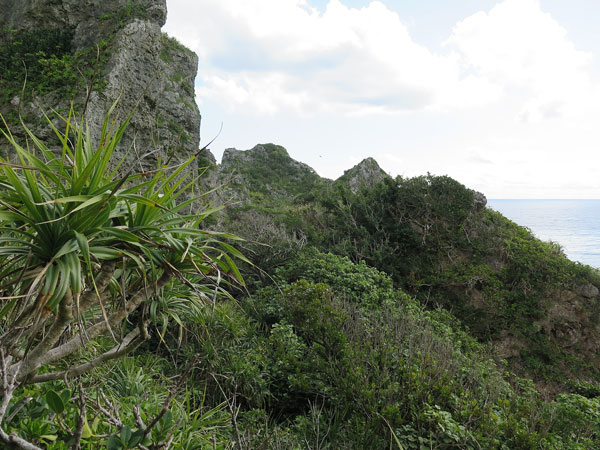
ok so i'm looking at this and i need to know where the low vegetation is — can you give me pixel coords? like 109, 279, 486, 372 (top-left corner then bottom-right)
2, 15, 600, 446
2, 109, 600, 448
0, 107, 243, 449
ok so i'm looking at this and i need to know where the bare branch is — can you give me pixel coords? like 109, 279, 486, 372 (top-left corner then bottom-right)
14, 271, 171, 377
84, 390, 123, 429
161, 417, 182, 449
71, 384, 86, 450
0, 430, 43, 450
0, 348, 39, 450
134, 394, 149, 429
5, 394, 31, 425
100, 389, 123, 428
211, 373, 243, 449
17, 288, 74, 379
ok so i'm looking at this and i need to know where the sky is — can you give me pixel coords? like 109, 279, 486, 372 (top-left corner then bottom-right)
163, 0, 600, 199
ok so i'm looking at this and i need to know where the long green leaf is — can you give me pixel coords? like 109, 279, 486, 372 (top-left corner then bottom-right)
74, 231, 92, 274
89, 246, 123, 260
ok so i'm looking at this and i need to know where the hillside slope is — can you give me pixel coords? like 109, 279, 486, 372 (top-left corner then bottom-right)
206, 143, 600, 391
2, 1, 600, 446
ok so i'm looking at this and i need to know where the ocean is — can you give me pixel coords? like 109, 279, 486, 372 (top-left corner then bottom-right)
488, 199, 600, 269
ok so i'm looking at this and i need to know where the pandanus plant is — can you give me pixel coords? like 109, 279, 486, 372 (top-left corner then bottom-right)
0, 104, 246, 448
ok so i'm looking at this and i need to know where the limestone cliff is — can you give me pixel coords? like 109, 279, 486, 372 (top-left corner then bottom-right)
204, 145, 600, 390
0, 0, 200, 168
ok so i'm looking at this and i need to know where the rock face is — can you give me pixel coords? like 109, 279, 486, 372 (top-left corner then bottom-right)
0, 0, 167, 43
210, 144, 328, 205
0, 0, 200, 168
575, 282, 600, 299
335, 157, 389, 193
471, 190, 487, 211
203, 145, 398, 207
221, 145, 319, 180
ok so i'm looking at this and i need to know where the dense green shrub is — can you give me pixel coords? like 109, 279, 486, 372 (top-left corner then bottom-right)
172, 250, 600, 448
284, 175, 600, 386
0, 28, 109, 104
6, 354, 232, 449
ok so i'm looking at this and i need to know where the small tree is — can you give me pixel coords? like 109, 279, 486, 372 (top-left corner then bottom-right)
0, 106, 245, 449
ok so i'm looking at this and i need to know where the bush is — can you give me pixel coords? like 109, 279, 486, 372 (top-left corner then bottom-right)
0, 106, 243, 448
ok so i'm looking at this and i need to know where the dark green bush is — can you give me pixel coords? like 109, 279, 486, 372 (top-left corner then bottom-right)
0, 28, 78, 102
178, 250, 598, 448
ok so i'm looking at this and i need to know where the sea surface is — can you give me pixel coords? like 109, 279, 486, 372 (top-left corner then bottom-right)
488, 199, 600, 269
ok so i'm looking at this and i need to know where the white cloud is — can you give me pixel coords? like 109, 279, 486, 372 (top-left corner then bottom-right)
166, 0, 599, 120
197, 73, 310, 114
165, 0, 500, 115
447, 0, 595, 123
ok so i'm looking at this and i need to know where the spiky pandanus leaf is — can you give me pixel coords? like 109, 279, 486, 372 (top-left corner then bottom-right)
0, 103, 244, 372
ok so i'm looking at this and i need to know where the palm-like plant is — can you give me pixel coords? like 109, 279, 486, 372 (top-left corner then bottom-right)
0, 105, 246, 448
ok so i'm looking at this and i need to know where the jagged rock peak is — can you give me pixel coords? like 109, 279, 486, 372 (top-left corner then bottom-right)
222, 144, 289, 162
222, 144, 317, 174
352, 157, 384, 173
336, 157, 389, 193
209, 143, 326, 205
471, 190, 487, 211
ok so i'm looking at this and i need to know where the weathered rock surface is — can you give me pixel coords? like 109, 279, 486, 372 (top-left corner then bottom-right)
206, 144, 327, 206
0, 0, 200, 168
575, 282, 600, 299
203, 145, 397, 206
335, 157, 389, 193
0, 0, 167, 45
221, 145, 319, 177
471, 190, 487, 211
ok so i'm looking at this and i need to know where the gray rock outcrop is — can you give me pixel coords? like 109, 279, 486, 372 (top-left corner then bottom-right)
575, 283, 599, 299
335, 157, 389, 193
210, 144, 325, 205
200, 144, 396, 208
221, 145, 317, 177
471, 190, 487, 211
0, 0, 167, 45
0, 0, 200, 169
